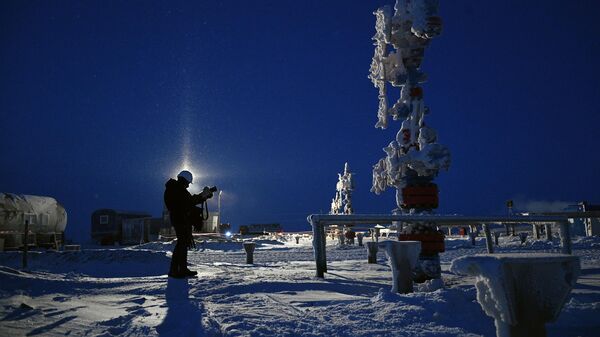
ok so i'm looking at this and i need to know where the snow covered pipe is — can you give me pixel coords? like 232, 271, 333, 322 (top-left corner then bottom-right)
308, 214, 568, 226
381, 241, 421, 293
482, 224, 494, 254
243, 242, 256, 264
307, 214, 571, 278
558, 222, 572, 255
338, 233, 345, 246
22, 220, 29, 269
493, 231, 501, 246
366, 242, 379, 264
309, 216, 327, 277
533, 224, 541, 239
451, 254, 580, 337
468, 230, 477, 246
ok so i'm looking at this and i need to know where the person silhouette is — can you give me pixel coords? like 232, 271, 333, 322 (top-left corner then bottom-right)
164, 170, 214, 278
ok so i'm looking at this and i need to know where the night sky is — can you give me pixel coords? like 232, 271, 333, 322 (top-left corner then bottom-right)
2, 1, 599, 242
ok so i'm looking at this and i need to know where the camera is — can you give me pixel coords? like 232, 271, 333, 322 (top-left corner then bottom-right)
204, 186, 218, 193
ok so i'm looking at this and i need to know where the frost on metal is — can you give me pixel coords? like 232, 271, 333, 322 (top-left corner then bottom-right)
369, 0, 450, 211
381, 240, 421, 293
451, 254, 581, 337
330, 163, 354, 215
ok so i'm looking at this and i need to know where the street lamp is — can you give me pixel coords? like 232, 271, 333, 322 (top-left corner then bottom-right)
218, 190, 223, 228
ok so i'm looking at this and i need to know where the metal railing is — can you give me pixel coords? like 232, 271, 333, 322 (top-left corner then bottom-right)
307, 214, 571, 278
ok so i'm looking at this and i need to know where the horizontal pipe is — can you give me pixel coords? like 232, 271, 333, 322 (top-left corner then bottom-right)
522, 211, 600, 218
307, 214, 567, 227
308, 213, 574, 278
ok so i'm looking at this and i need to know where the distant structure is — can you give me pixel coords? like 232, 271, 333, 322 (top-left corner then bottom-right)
368, 0, 450, 281
162, 206, 222, 235
330, 163, 354, 215
92, 205, 228, 245
0, 193, 67, 250
239, 223, 282, 235
91, 209, 153, 245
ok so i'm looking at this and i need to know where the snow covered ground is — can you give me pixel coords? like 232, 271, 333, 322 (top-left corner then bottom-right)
0, 234, 599, 336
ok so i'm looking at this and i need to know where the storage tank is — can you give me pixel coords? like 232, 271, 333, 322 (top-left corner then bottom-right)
0, 193, 67, 249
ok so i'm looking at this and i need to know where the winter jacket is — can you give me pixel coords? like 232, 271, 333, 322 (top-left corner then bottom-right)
164, 179, 207, 227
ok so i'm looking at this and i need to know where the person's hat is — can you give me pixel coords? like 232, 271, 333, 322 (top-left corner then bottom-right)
177, 170, 193, 184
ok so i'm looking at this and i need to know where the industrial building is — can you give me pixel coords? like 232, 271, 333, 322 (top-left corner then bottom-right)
160, 209, 222, 235
239, 223, 282, 235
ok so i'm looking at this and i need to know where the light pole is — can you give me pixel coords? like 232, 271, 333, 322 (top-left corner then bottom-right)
218, 190, 222, 229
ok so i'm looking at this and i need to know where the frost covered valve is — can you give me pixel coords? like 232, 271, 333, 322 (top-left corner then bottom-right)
451, 254, 580, 337
380, 241, 421, 294
366, 241, 379, 264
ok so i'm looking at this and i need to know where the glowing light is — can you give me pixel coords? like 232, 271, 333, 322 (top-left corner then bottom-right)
225, 231, 232, 238
167, 88, 213, 193
172, 139, 210, 193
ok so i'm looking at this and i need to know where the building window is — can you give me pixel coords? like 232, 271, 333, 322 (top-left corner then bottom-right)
99, 215, 109, 225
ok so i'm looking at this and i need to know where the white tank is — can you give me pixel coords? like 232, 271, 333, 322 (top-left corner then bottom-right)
0, 193, 67, 233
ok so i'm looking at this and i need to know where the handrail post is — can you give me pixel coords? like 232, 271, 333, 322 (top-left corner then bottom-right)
483, 223, 494, 254
320, 223, 327, 274
311, 217, 327, 278
243, 242, 256, 264
22, 220, 29, 269
533, 224, 541, 240
558, 221, 572, 255
493, 231, 501, 246
545, 224, 553, 241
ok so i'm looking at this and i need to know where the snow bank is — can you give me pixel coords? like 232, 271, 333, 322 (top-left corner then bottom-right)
0, 249, 171, 277
0, 235, 598, 336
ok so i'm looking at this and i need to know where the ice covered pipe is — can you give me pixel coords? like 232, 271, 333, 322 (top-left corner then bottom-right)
0, 193, 67, 234
366, 241, 379, 263
357, 232, 364, 246
243, 242, 256, 264
451, 254, 580, 337
380, 240, 421, 293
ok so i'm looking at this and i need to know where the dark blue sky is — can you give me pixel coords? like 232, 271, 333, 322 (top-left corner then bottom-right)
2, 1, 599, 241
